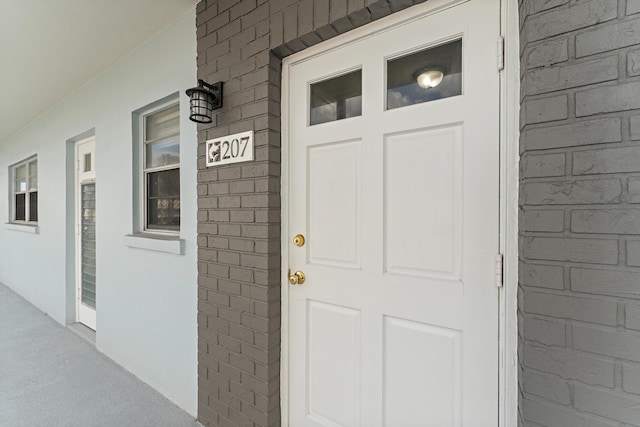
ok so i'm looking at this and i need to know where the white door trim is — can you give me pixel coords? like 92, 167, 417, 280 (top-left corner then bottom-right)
498, 0, 520, 425
279, 0, 519, 425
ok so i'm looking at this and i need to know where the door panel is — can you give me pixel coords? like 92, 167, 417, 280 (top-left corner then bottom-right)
384, 125, 462, 279
308, 140, 362, 268
307, 301, 361, 427
285, 1, 500, 425
384, 316, 462, 427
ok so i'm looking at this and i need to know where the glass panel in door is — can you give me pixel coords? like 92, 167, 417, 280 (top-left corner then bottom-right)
81, 183, 96, 309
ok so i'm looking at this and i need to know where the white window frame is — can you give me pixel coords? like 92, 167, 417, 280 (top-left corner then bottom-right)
10, 156, 38, 224
138, 99, 181, 235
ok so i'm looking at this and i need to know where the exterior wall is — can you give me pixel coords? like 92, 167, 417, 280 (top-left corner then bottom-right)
194, 0, 426, 425
519, 1, 640, 426
0, 10, 199, 415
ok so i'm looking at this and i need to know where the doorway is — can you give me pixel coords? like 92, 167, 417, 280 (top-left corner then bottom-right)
75, 136, 96, 330
282, 0, 501, 424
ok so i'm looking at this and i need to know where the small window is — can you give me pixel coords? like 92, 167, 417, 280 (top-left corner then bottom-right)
142, 103, 180, 232
11, 157, 38, 223
386, 39, 462, 110
310, 70, 362, 126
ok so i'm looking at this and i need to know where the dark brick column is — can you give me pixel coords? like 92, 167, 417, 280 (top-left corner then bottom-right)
195, 0, 427, 425
519, 0, 640, 425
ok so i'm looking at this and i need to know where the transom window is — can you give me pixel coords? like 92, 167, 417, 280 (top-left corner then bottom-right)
309, 70, 362, 126
142, 103, 180, 232
11, 157, 38, 223
386, 39, 462, 109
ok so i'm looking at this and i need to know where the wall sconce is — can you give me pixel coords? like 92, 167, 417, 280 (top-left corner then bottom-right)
186, 79, 223, 123
415, 68, 445, 89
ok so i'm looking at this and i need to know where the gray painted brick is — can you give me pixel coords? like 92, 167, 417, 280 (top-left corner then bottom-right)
628, 241, 640, 266
525, 237, 618, 264
524, 316, 566, 346
528, 0, 568, 15
631, 116, 640, 140
576, 81, 640, 117
523, 344, 615, 386
576, 17, 640, 57
630, 178, 640, 203
574, 146, 640, 175
525, 38, 568, 69
523, 398, 617, 427
522, 153, 565, 178
523, 291, 618, 326
524, 95, 568, 124
521, 210, 564, 232
525, 0, 617, 43
628, 49, 640, 77
626, 303, 640, 335
525, 56, 618, 95
521, 0, 640, 422
523, 118, 622, 150
574, 383, 640, 424
521, 370, 571, 405
572, 268, 640, 297
521, 179, 622, 206
522, 263, 564, 290
623, 363, 640, 394
572, 209, 640, 234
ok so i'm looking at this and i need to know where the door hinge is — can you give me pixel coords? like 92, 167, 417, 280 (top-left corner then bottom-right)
497, 36, 505, 72
496, 253, 504, 288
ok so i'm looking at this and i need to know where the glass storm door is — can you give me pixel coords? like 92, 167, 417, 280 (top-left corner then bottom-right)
284, 1, 501, 425
76, 137, 96, 330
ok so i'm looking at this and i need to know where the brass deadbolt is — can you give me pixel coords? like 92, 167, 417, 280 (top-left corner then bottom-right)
293, 234, 305, 247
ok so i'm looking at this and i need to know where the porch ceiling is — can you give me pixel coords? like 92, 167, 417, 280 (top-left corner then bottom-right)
0, 0, 197, 143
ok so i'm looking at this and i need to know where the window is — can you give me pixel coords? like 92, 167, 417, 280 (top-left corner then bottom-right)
142, 102, 180, 232
386, 39, 462, 110
11, 157, 38, 223
310, 70, 362, 126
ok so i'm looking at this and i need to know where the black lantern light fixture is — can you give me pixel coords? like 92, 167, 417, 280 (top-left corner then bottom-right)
186, 79, 223, 123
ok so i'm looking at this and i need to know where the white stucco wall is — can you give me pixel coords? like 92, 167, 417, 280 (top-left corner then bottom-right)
0, 9, 198, 415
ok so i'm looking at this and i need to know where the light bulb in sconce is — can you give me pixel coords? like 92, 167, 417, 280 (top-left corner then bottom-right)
416, 69, 444, 89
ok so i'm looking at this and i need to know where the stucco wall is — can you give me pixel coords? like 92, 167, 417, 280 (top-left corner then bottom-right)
0, 10, 199, 415
519, 0, 640, 425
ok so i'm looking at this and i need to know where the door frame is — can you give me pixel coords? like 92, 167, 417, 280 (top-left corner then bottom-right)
75, 135, 97, 330
279, 0, 520, 425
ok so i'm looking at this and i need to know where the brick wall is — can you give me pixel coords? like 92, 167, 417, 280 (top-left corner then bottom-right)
520, 0, 640, 425
195, 1, 425, 425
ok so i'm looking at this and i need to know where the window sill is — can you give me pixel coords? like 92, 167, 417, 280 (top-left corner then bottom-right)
5, 223, 39, 234
123, 233, 184, 255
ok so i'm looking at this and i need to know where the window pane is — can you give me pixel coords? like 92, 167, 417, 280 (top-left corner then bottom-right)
146, 137, 180, 168
29, 192, 38, 222
310, 70, 362, 126
84, 153, 92, 172
147, 169, 180, 230
81, 183, 96, 308
15, 164, 27, 192
387, 39, 462, 110
146, 103, 179, 141
15, 193, 26, 221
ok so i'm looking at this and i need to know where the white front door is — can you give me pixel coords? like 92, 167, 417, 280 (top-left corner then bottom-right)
284, 1, 500, 425
76, 137, 97, 330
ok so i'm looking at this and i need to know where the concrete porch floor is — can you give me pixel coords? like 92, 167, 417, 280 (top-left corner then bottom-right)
0, 283, 202, 427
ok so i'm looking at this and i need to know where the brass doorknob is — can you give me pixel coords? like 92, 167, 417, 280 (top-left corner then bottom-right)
288, 270, 306, 285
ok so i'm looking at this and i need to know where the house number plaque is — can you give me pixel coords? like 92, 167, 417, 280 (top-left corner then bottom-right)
206, 130, 254, 167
